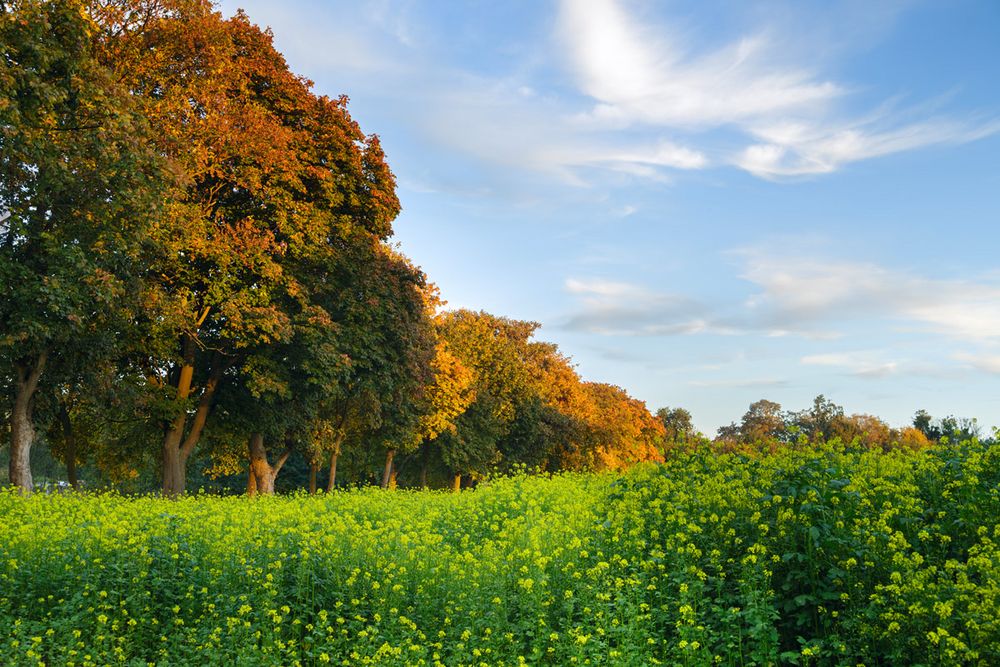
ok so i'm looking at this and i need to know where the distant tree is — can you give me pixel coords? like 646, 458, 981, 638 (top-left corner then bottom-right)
500, 341, 589, 472
413, 341, 475, 487
656, 407, 696, 445
830, 413, 891, 450
912, 410, 980, 444
788, 395, 844, 441
434, 311, 537, 487
892, 426, 932, 451
939, 416, 981, 443
581, 383, 664, 470
717, 399, 786, 445
913, 409, 937, 440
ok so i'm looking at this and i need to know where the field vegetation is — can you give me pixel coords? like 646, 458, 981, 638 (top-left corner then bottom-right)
3, 439, 999, 666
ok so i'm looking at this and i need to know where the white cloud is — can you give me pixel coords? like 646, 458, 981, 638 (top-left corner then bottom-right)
565, 277, 646, 298
230, 0, 999, 187
557, 0, 841, 128
689, 378, 788, 389
564, 247, 1000, 350
556, 0, 999, 180
562, 278, 715, 336
739, 247, 1000, 341
801, 352, 899, 379
737, 117, 1000, 178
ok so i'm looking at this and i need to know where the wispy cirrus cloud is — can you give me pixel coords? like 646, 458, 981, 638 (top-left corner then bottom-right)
556, 0, 999, 180
952, 352, 1000, 375
688, 377, 789, 389
562, 278, 713, 336
736, 116, 1000, 178
557, 0, 841, 129
229, 0, 999, 188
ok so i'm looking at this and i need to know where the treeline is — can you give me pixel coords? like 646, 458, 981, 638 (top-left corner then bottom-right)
0, 0, 666, 494
676, 394, 986, 453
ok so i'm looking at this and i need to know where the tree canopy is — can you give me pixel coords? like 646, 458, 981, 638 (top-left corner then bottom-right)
2, 1, 978, 496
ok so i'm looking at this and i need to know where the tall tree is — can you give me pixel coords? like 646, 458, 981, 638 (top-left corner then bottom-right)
98, 3, 402, 493
0, 0, 161, 491
434, 311, 538, 484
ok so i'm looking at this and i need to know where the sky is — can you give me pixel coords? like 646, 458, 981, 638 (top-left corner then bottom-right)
219, 0, 1000, 436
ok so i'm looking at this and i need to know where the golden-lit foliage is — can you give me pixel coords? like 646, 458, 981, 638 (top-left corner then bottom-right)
894, 425, 933, 451
417, 342, 476, 441
580, 382, 665, 471
431, 311, 667, 478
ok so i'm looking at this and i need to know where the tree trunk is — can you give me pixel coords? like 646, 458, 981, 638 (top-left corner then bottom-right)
247, 463, 257, 495
419, 443, 429, 489
388, 470, 398, 490
247, 432, 292, 496
58, 403, 78, 489
326, 448, 339, 492
308, 462, 318, 494
9, 352, 47, 494
162, 439, 184, 496
160, 338, 223, 497
381, 449, 395, 489
452, 473, 462, 493
248, 433, 274, 495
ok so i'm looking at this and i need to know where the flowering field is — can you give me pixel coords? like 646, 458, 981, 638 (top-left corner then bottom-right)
2, 442, 999, 666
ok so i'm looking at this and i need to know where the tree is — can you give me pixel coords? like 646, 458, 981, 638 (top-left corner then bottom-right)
830, 413, 891, 450
788, 395, 844, 442
579, 383, 664, 471
434, 311, 538, 486
656, 407, 696, 447
506, 341, 591, 470
913, 409, 936, 440
912, 410, 981, 444
99, 3, 405, 494
413, 341, 475, 487
892, 426, 932, 451
0, 0, 162, 491
717, 399, 786, 446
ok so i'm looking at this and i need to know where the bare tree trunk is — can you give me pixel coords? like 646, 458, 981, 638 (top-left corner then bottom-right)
326, 449, 339, 492
57, 403, 78, 489
325, 433, 343, 492
381, 449, 395, 489
160, 338, 223, 497
247, 432, 292, 496
9, 352, 47, 494
247, 463, 257, 495
452, 474, 462, 493
161, 336, 195, 496
248, 433, 274, 495
308, 462, 318, 494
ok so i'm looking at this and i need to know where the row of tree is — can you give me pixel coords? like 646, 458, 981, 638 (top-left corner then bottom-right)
707, 395, 984, 452
1, 0, 667, 494
2, 2, 983, 496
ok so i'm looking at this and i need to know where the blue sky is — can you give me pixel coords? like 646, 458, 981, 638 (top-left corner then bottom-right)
219, 0, 1000, 436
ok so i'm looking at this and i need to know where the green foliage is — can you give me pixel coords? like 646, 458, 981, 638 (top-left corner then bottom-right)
2, 441, 999, 665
